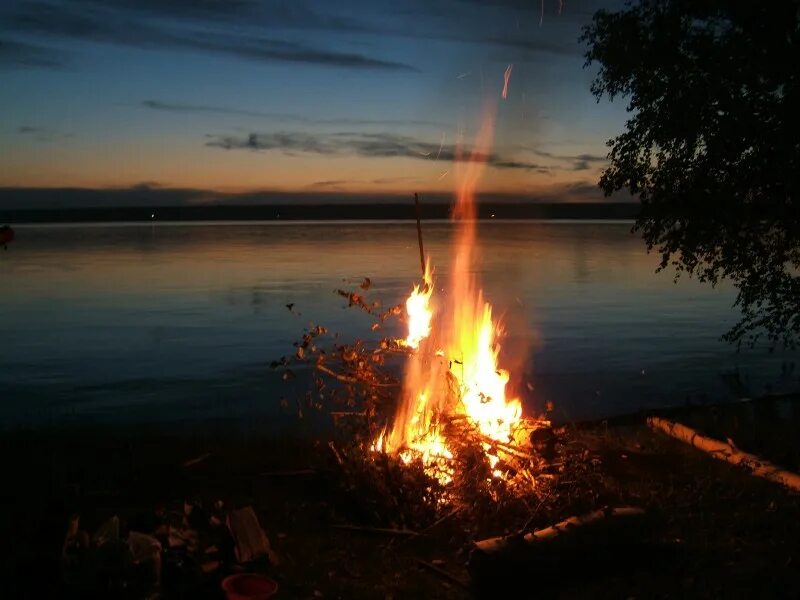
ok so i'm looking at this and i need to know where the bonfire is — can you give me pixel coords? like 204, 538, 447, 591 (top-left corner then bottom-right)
372, 110, 548, 489
279, 102, 551, 499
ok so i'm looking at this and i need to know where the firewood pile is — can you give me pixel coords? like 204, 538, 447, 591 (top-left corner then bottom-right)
274, 280, 607, 540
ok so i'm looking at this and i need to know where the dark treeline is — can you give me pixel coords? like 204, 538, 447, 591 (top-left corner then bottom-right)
2, 203, 639, 223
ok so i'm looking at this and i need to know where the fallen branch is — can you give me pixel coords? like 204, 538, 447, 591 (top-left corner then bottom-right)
473, 506, 645, 554
647, 416, 800, 493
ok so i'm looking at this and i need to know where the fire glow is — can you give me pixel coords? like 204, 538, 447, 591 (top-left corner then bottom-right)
373, 105, 528, 484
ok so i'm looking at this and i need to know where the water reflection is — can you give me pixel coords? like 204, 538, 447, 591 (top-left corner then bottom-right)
0, 221, 797, 428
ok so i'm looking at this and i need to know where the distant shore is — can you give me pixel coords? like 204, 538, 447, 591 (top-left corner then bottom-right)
1, 202, 639, 224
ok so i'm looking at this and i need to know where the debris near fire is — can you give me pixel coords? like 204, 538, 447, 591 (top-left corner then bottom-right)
275, 272, 608, 547
275, 106, 604, 547
277, 271, 558, 502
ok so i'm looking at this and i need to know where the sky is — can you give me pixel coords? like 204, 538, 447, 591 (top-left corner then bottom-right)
0, 0, 630, 208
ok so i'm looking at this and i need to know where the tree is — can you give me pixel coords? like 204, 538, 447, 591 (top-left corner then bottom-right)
581, 0, 800, 347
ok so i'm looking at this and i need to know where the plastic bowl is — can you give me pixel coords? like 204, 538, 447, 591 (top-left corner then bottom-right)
221, 574, 279, 600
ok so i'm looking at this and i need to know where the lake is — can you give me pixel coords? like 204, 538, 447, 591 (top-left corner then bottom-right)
1, 221, 797, 430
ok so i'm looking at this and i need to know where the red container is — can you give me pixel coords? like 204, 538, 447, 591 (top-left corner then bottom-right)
221, 574, 279, 600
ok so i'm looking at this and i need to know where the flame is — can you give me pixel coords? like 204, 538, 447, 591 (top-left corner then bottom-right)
403, 259, 433, 349
376, 100, 525, 483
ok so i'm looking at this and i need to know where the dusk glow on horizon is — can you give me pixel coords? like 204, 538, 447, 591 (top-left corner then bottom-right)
0, 0, 628, 207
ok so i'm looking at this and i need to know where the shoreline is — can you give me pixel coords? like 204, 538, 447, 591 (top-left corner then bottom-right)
4, 395, 799, 597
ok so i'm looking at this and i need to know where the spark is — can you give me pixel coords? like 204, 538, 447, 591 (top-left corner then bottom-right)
559, 0, 563, 16
456, 71, 471, 79
435, 132, 446, 160
437, 170, 450, 181
502, 64, 514, 100
540, 0, 544, 26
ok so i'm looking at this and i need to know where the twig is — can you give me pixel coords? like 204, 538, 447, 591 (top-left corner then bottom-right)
419, 506, 462, 534
473, 432, 538, 461
413, 558, 469, 588
259, 469, 316, 477
414, 192, 426, 277
332, 524, 421, 537
519, 489, 552, 533
328, 441, 344, 466
316, 364, 399, 388
182, 453, 211, 468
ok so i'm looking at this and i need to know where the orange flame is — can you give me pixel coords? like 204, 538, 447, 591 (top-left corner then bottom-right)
377, 100, 525, 483
403, 259, 433, 349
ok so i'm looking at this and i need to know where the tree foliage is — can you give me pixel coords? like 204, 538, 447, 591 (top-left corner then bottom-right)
581, 0, 800, 346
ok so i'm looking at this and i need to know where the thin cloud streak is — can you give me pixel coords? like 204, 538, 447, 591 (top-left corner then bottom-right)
0, 37, 65, 69
205, 130, 551, 172
141, 100, 442, 128
15, 124, 73, 141
4, 1, 417, 71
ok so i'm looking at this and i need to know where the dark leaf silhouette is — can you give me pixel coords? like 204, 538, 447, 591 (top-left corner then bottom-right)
583, 0, 800, 347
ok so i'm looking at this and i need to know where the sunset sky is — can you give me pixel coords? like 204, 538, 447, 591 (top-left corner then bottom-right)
0, 0, 629, 207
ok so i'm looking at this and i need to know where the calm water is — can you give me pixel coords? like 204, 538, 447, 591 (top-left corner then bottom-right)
1, 221, 798, 430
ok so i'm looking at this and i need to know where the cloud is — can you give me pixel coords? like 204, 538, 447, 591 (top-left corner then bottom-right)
74, 0, 258, 19
453, 0, 623, 21
306, 175, 422, 189
307, 179, 351, 189
0, 37, 65, 69
141, 100, 441, 128
205, 130, 549, 171
4, 1, 417, 71
392, 29, 578, 57
15, 124, 73, 141
80, 0, 576, 56
370, 176, 420, 184
529, 149, 607, 171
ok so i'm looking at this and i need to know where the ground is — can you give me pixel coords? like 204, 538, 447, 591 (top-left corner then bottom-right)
1, 396, 798, 599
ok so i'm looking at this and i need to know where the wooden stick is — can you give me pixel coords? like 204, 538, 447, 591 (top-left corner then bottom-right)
332, 524, 421, 537
413, 558, 469, 588
182, 452, 211, 468
414, 192, 426, 278
647, 416, 800, 493
259, 469, 315, 477
316, 364, 399, 388
474, 506, 645, 554
419, 507, 462, 534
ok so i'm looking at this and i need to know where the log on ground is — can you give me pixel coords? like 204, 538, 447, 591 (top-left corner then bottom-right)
647, 416, 800, 493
